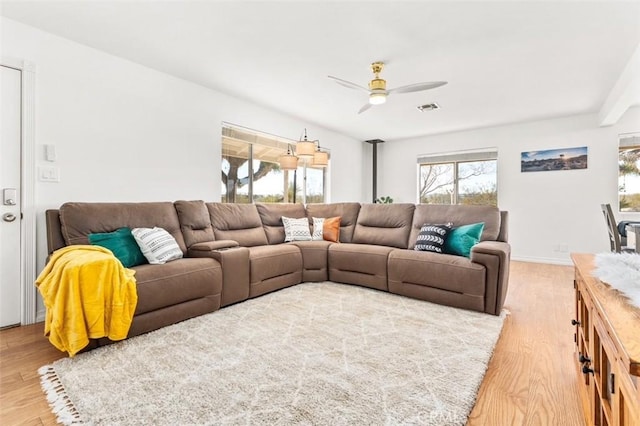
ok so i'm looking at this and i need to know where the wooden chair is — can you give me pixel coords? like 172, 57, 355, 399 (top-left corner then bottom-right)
600, 204, 636, 253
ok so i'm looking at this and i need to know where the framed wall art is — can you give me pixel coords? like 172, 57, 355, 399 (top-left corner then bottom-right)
521, 146, 588, 173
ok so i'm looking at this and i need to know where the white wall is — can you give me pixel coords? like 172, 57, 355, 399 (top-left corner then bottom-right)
376, 107, 640, 264
1, 17, 366, 279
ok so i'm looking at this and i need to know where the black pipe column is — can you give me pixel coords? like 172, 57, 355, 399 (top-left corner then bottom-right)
365, 139, 385, 203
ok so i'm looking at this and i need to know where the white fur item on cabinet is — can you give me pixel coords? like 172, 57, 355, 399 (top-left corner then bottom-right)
594, 252, 640, 309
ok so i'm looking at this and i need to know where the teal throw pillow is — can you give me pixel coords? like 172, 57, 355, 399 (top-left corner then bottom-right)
88, 227, 147, 268
444, 222, 485, 258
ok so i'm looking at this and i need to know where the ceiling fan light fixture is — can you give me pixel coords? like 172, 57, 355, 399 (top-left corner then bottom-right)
369, 91, 387, 105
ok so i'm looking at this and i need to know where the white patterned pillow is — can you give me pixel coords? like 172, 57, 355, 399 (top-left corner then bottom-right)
132, 227, 183, 264
282, 217, 312, 242
312, 217, 324, 241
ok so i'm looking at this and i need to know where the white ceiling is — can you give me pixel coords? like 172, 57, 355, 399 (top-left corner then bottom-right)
2, 1, 639, 142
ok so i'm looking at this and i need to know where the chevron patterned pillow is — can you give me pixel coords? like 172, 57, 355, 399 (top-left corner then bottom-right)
414, 223, 453, 253
282, 216, 312, 242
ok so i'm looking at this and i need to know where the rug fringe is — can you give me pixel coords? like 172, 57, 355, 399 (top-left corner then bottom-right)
38, 365, 83, 425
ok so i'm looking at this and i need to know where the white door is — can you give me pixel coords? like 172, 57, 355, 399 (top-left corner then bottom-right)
0, 65, 22, 328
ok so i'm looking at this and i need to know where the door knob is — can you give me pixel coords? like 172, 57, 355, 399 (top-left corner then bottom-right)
2, 213, 16, 222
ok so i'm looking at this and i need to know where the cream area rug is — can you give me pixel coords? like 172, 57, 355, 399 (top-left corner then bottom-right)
39, 282, 506, 425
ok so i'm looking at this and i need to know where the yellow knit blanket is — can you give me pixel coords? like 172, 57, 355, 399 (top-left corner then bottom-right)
35, 245, 138, 356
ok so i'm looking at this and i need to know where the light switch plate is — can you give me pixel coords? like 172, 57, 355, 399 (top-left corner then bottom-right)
38, 166, 60, 182
45, 144, 56, 162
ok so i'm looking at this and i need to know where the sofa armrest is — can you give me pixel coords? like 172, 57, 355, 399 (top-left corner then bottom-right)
187, 240, 239, 255
187, 242, 249, 307
470, 241, 511, 315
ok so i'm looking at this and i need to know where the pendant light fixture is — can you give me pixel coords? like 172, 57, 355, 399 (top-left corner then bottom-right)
296, 129, 316, 159
278, 129, 328, 169
313, 142, 329, 167
279, 144, 299, 170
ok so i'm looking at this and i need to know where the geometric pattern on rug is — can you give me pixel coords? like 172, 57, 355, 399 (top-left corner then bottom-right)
39, 282, 505, 426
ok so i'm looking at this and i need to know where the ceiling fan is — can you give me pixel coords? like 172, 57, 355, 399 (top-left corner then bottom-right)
328, 62, 447, 114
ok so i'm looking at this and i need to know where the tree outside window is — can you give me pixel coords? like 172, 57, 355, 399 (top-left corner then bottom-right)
418, 158, 497, 206
221, 125, 326, 203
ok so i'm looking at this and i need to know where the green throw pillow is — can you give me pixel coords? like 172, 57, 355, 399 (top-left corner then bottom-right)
444, 222, 485, 258
88, 227, 147, 268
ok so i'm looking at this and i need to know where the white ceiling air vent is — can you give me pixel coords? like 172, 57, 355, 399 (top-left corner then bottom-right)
417, 103, 440, 111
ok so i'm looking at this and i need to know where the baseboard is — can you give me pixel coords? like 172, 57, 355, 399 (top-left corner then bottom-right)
511, 255, 573, 266
36, 308, 45, 323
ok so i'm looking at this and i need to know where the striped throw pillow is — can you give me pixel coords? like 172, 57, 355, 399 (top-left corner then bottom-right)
311, 217, 324, 241
132, 227, 183, 264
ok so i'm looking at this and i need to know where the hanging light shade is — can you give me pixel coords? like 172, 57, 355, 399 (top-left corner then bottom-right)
279, 145, 299, 170
296, 141, 316, 159
313, 150, 329, 167
296, 128, 316, 159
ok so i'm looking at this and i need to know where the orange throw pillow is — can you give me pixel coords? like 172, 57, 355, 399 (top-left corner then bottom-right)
323, 216, 341, 242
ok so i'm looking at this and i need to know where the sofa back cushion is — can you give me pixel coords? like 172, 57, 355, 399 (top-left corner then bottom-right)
352, 203, 415, 249
408, 204, 502, 250
174, 200, 215, 248
206, 203, 268, 247
59, 202, 187, 252
255, 203, 308, 244
305, 203, 361, 243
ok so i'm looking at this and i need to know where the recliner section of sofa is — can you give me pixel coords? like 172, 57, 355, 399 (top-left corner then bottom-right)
44, 199, 511, 349
388, 204, 510, 315
328, 203, 415, 291
207, 202, 303, 299
174, 200, 247, 307
46, 202, 223, 343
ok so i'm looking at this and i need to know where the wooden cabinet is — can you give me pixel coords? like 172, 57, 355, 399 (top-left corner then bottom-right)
572, 254, 640, 426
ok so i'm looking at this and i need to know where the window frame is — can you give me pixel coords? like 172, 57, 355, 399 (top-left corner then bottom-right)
618, 132, 640, 213
416, 149, 498, 206
221, 124, 328, 204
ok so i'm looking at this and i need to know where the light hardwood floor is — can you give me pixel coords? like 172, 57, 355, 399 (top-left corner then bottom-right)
0, 261, 585, 425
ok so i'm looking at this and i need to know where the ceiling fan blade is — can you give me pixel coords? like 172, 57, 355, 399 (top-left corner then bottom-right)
358, 103, 373, 114
328, 76, 370, 93
388, 81, 448, 94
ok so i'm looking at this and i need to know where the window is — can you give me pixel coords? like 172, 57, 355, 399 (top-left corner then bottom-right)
417, 149, 498, 206
221, 124, 327, 203
619, 133, 640, 212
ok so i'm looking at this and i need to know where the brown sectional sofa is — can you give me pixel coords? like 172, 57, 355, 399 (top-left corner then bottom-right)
45, 200, 510, 349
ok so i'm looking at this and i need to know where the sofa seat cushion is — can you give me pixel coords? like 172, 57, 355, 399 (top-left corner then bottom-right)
248, 245, 302, 297
132, 258, 222, 315
328, 243, 394, 291
388, 250, 486, 296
